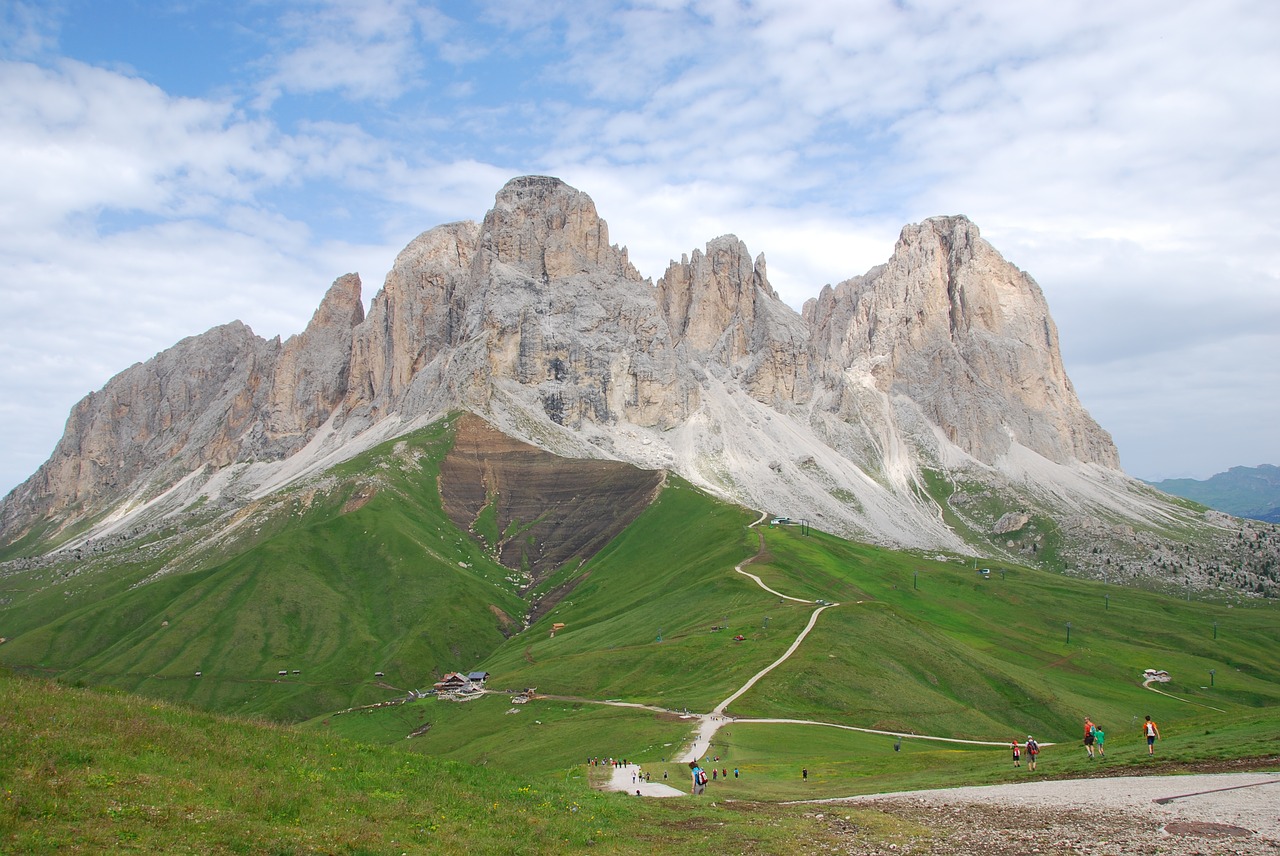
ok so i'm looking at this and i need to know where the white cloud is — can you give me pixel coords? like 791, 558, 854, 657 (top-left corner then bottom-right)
0, 1, 59, 59
256, 0, 470, 104
0, 60, 291, 230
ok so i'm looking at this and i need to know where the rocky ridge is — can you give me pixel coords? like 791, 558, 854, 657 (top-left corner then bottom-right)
2, 176, 1273, 594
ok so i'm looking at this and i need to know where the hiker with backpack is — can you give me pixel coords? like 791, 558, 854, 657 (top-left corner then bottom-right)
1025, 735, 1039, 771
690, 761, 708, 795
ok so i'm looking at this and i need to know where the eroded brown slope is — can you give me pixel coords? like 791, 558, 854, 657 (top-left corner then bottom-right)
439, 414, 663, 583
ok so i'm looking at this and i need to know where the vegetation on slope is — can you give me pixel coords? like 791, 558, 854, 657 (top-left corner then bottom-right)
0, 417, 529, 721
1, 668, 909, 855
319, 516, 1280, 799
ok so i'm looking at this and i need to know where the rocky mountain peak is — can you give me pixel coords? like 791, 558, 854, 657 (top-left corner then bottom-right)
803, 213, 1118, 469
477, 175, 641, 282
3, 176, 1140, 574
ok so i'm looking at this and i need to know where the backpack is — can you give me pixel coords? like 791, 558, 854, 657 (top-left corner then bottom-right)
696, 769, 708, 785
1027, 739, 1038, 755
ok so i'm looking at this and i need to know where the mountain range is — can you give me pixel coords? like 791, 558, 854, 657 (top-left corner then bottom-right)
1, 176, 1276, 596
1149, 465, 1280, 524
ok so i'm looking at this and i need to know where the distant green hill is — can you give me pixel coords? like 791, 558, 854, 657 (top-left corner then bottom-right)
1149, 464, 1280, 522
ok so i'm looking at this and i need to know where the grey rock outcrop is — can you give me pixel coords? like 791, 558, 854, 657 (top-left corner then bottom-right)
804, 216, 1118, 469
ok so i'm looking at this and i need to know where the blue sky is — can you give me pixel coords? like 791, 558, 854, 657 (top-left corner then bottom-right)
2, 0, 1278, 496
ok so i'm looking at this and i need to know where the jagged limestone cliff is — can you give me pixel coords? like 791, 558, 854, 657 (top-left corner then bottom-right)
5, 175, 1257, 592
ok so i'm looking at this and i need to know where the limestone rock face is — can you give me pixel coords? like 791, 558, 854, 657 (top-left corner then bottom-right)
266, 273, 364, 449
475, 175, 642, 283
2, 177, 1133, 562
804, 216, 1119, 468
344, 221, 482, 420
1, 322, 274, 535
658, 237, 810, 403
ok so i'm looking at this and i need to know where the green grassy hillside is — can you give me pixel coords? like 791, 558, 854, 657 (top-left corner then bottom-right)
1, 668, 858, 855
2, 413, 1277, 806
318, 518, 1280, 799
0, 417, 529, 721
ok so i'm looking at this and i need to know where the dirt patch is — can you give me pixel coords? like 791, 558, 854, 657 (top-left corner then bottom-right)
488, 603, 517, 635
439, 413, 663, 595
340, 484, 377, 514
1035, 754, 1280, 781
1164, 821, 1254, 837
655, 710, 691, 723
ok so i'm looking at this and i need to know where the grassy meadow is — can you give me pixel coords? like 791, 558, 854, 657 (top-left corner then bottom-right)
0, 417, 529, 721
0, 668, 910, 854
2, 411, 1278, 849
314, 512, 1280, 800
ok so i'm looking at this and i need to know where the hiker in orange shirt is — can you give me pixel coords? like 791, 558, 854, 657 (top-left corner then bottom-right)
1143, 716, 1160, 756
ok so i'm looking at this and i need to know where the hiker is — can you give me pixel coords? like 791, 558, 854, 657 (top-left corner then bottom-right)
1011, 739, 1021, 767
1094, 725, 1106, 757
1083, 718, 1096, 759
1025, 735, 1039, 771
1143, 716, 1160, 755
712, 768, 718, 781
721, 768, 727, 780
802, 767, 808, 781
734, 767, 739, 778
690, 761, 707, 795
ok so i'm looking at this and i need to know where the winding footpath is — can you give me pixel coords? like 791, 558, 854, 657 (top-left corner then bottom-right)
590, 511, 1276, 846
600, 510, 1014, 795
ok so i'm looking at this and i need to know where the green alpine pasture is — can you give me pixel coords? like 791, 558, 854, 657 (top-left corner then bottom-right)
2, 668, 878, 855
316, 514, 1280, 799
0, 416, 528, 721
1, 411, 1278, 819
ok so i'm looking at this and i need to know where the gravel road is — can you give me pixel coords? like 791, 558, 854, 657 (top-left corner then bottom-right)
806, 772, 1280, 855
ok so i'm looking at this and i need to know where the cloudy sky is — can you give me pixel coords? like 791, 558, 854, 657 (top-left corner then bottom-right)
2, 0, 1277, 496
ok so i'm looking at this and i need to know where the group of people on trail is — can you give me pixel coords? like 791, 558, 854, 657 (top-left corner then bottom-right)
1011, 715, 1159, 772
1012, 736, 1039, 770
689, 761, 740, 794
692, 713, 1165, 798
1083, 717, 1106, 759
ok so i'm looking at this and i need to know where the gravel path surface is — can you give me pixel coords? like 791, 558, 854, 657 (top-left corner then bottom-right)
803, 772, 1280, 855
605, 762, 685, 797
